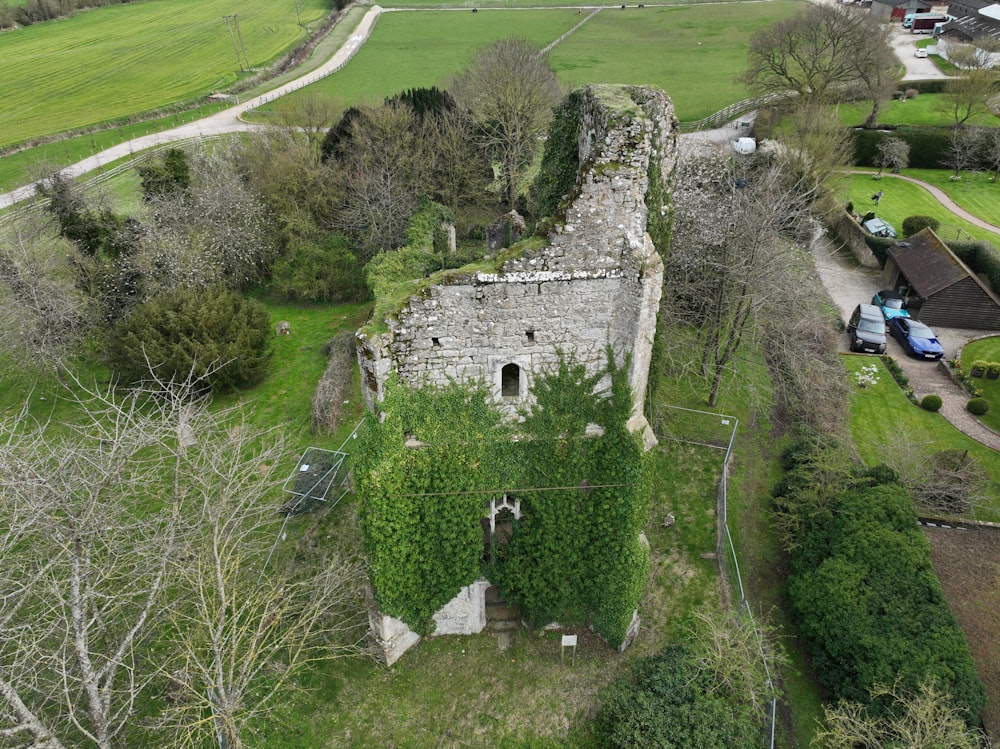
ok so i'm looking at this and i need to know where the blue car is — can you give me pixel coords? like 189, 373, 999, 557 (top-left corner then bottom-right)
872, 290, 910, 322
888, 317, 944, 360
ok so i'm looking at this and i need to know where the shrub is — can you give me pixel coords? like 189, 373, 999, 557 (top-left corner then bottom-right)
270, 235, 369, 303
594, 643, 761, 749
970, 360, 988, 376
905, 88, 919, 99
988, 362, 1000, 377
920, 394, 943, 412
902, 215, 940, 236
967, 397, 989, 415
105, 287, 271, 393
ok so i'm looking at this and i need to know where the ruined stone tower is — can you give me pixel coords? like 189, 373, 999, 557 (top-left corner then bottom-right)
357, 85, 678, 448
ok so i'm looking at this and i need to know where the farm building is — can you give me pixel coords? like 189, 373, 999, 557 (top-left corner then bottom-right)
881, 228, 1000, 329
869, 0, 938, 22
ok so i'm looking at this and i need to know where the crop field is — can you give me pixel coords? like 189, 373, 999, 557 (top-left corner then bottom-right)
269, 1, 801, 123
0, 0, 329, 150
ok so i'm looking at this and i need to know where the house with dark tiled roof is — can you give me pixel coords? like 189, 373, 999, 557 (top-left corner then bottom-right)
882, 228, 1000, 329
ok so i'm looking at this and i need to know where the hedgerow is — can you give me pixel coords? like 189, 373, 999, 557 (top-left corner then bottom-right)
775, 439, 985, 728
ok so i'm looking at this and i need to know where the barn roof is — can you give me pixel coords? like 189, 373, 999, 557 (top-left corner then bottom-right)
886, 228, 972, 297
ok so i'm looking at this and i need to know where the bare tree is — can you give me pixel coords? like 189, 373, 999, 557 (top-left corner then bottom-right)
874, 136, 910, 177
0, 216, 93, 377
883, 434, 989, 516
813, 679, 991, 749
665, 151, 820, 407
939, 42, 1000, 127
450, 37, 562, 211
741, 6, 896, 108
982, 126, 1000, 182
0, 374, 188, 748
332, 103, 430, 261
0, 369, 369, 748
943, 126, 984, 180
140, 142, 277, 293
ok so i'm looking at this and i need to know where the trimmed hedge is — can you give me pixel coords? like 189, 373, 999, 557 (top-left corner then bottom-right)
774, 438, 985, 728
967, 397, 990, 415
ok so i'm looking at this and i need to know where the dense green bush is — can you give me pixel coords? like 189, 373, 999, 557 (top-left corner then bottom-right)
920, 394, 943, 412
784, 479, 985, 727
270, 235, 369, 303
593, 644, 760, 749
105, 287, 271, 393
967, 397, 989, 415
902, 215, 940, 236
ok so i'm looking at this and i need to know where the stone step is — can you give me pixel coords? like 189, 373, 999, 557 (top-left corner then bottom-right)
486, 619, 521, 632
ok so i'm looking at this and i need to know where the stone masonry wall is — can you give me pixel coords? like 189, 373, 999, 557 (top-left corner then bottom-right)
357, 85, 677, 439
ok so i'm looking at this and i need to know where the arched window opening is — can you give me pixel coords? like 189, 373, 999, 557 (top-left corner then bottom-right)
501, 363, 521, 398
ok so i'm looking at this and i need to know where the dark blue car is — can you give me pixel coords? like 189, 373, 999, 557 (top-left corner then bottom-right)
888, 317, 944, 360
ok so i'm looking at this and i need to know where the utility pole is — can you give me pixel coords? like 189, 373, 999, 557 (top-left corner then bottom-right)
232, 14, 251, 73
222, 15, 245, 73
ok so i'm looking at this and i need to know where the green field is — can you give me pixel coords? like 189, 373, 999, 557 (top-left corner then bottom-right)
836, 93, 1000, 128
0, 0, 329, 150
267, 1, 802, 123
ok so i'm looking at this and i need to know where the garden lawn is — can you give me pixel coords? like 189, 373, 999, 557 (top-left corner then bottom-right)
843, 172, 1000, 245
906, 168, 1000, 230
959, 336, 1000, 433
835, 93, 1000, 128
0, 0, 328, 150
845, 354, 1000, 522
269, 1, 801, 124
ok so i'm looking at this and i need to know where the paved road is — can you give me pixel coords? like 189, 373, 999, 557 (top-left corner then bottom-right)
0, 5, 385, 210
891, 26, 953, 81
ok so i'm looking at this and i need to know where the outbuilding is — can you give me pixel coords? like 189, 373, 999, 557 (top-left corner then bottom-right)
881, 227, 1000, 329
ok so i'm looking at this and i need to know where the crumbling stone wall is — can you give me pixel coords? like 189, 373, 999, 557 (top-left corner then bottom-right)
357, 85, 677, 443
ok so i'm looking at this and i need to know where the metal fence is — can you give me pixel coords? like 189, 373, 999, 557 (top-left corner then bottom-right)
654, 404, 777, 749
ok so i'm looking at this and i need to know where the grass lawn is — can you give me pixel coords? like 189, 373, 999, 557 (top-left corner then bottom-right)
648, 328, 824, 749
0, 0, 329, 150
842, 171, 1000, 245
905, 168, 1000, 228
845, 354, 1000, 522
264, 1, 801, 124
959, 336, 1000, 433
835, 93, 1000, 128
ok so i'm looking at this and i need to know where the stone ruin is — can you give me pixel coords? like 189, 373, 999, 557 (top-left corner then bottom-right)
356, 84, 678, 665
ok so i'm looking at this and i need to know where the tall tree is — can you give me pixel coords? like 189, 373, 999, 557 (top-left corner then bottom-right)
0, 216, 92, 376
665, 151, 818, 407
331, 103, 430, 260
939, 44, 1000, 126
741, 5, 897, 109
450, 37, 562, 210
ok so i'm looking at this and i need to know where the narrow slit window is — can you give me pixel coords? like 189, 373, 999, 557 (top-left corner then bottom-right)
501, 363, 521, 398
431, 337, 441, 347
525, 330, 535, 343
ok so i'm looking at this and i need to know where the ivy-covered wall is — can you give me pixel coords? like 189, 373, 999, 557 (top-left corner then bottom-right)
353, 355, 651, 648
